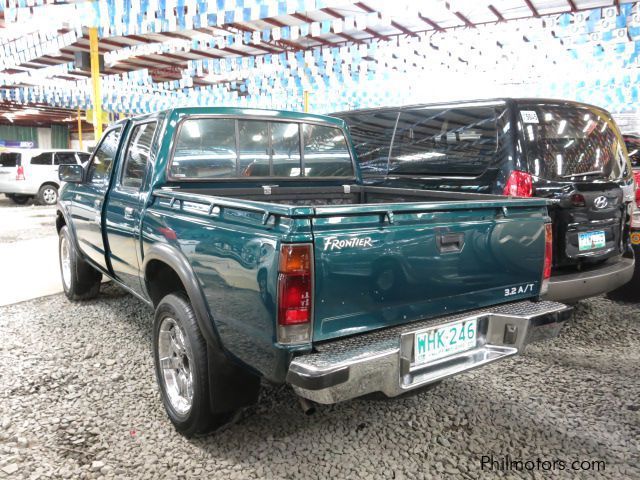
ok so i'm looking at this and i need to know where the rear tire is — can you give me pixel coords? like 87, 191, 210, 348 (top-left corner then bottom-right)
58, 226, 102, 300
9, 194, 30, 205
37, 184, 58, 205
153, 293, 238, 437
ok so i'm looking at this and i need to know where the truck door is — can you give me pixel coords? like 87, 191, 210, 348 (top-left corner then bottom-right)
72, 126, 124, 270
104, 120, 157, 295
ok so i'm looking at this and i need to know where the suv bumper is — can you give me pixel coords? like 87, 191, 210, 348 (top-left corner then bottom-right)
0, 183, 34, 195
287, 300, 571, 404
543, 252, 635, 304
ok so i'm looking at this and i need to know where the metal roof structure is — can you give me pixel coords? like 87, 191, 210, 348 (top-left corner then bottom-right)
0, 0, 637, 126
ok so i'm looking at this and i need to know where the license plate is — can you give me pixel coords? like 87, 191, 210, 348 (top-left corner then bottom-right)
578, 230, 606, 251
413, 319, 477, 365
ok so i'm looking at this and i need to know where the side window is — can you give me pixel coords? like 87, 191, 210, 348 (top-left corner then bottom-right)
54, 152, 78, 165
339, 112, 398, 175
171, 118, 236, 178
302, 124, 353, 177
121, 122, 157, 189
238, 120, 269, 176
77, 153, 91, 164
390, 107, 498, 176
30, 152, 52, 165
88, 128, 122, 185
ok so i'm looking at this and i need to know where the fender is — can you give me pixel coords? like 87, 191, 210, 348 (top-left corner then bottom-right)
143, 242, 223, 349
56, 204, 81, 253
143, 242, 261, 412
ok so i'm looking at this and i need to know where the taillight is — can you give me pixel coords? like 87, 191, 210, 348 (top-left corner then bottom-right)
633, 171, 640, 204
570, 193, 586, 207
541, 223, 553, 295
503, 170, 533, 197
277, 244, 313, 344
16, 165, 25, 181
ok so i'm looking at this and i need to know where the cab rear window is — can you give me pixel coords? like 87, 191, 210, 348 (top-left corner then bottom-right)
520, 106, 627, 180
0, 152, 21, 167
170, 118, 353, 179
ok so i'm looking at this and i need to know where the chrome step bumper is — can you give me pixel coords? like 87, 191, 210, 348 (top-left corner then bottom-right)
287, 300, 572, 404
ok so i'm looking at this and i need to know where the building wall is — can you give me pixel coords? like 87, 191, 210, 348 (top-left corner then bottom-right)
37, 127, 52, 149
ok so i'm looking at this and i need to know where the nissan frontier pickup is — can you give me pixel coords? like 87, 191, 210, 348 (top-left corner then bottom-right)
56, 107, 571, 436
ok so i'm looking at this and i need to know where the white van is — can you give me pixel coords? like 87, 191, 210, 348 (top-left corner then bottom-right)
0, 149, 90, 205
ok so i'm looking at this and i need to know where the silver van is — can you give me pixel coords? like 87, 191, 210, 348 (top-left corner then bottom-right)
0, 149, 90, 205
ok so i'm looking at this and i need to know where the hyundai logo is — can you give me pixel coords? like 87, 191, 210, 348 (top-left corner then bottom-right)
594, 196, 608, 209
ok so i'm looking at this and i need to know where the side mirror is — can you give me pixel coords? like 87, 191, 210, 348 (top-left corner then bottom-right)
58, 164, 84, 183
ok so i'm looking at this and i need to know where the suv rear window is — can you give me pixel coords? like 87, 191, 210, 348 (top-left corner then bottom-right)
0, 152, 20, 167
170, 118, 353, 179
390, 107, 498, 176
520, 106, 627, 180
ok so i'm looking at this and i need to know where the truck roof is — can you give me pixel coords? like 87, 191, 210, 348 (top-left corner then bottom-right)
125, 106, 347, 129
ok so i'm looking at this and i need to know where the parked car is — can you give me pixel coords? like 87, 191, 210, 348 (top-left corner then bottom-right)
0, 148, 90, 205
334, 99, 636, 304
56, 107, 570, 437
606, 134, 640, 300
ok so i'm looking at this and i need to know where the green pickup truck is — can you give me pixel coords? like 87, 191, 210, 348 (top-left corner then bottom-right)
56, 107, 571, 436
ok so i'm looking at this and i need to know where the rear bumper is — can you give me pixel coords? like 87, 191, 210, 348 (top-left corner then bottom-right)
543, 252, 635, 304
287, 300, 571, 404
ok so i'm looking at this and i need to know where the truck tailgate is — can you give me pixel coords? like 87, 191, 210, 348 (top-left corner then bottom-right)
311, 202, 548, 341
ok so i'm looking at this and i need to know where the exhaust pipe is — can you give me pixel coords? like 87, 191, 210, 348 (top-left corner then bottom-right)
297, 396, 316, 416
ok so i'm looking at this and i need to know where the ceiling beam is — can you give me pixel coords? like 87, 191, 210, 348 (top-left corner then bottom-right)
523, 0, 540, 18
418, 14, 444, 32
453, 11, 475, 28
488, 5, 506, 22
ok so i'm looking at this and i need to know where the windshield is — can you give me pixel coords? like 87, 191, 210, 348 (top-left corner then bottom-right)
519, 105, 628, 181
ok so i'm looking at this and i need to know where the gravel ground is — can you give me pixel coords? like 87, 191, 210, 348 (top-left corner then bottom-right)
0, 286, 638, 479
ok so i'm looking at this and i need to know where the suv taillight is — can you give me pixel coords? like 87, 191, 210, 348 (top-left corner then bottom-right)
16, 165, 25, 181
503, 170, 533, 197
541, 223, 553, 295
277, 244, 313, 344
633, 171, 640, 205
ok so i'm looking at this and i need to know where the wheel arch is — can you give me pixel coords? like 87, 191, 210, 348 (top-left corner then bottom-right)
40, 180, 60, 190
143, 243, 222, 349
144, 243, 261, 413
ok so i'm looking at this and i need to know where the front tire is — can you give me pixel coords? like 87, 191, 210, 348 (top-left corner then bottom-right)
37, 184, 58, 205
59, 226, 102, 300
153, 293, 235, 437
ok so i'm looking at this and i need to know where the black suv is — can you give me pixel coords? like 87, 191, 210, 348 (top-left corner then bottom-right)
334, 99, 636, 303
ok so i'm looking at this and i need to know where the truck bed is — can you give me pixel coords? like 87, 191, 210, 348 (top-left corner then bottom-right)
149, 184, 549, 365
166, 183, 541, 207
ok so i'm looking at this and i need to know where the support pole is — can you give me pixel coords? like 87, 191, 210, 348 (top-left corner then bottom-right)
77, 107, 83, 150
89, 27, 103, 140
303, 90, 309, 113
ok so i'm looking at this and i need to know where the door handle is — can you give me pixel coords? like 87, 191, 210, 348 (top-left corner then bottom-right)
437, 232, 465, 254
124, 207, 135, 219
94, 199, 101, 208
